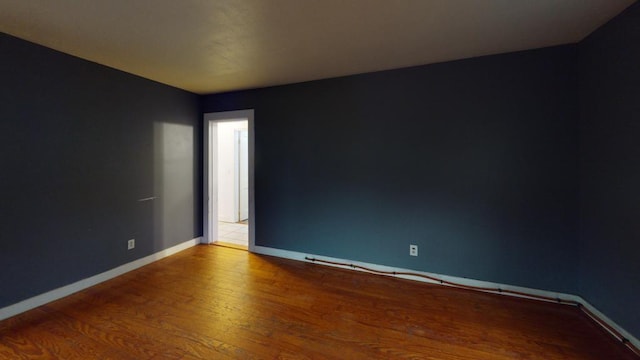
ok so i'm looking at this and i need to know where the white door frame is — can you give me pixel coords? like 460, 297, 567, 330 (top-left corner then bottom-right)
203, 109, 255, 251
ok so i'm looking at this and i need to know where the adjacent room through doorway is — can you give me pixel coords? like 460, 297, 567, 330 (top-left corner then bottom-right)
203, 110, 255, 250
216, 120, 248, 247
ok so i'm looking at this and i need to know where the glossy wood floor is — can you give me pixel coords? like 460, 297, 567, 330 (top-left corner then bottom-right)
0, 245, 636, 359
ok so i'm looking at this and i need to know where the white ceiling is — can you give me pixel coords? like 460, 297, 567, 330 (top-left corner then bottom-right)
0, 0, 635, 94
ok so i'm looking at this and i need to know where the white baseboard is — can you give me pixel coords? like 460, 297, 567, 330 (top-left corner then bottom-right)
253, 245, 639, 350
575, 295, 640, 350
0, 237, 201, 321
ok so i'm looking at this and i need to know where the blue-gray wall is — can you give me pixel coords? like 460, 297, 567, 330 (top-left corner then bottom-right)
203, 45, 580, 294
0, 33, 202, 308
578, 2, 640, 339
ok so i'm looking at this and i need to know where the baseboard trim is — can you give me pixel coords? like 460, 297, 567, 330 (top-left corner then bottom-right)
0, 237, 201, 321
253, 245, 640, 350
575, 295, 640, 350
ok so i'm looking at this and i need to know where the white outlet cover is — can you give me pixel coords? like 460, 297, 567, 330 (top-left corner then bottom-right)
410, 244, 418, 256
127, 239, 135, 250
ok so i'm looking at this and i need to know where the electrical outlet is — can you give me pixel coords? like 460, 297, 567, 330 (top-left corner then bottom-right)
127, 239, 135, 250
409, 244, 418, 256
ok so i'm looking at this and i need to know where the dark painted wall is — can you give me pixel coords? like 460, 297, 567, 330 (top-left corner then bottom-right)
0, 33, 202, 308
203, 45, 580, 294
578, 2, 640, 338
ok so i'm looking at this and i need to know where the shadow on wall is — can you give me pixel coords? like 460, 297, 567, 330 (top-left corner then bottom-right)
152, 122, 196, 251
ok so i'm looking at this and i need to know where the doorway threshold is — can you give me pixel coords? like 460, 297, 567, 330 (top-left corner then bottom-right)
214, 242, 248, 251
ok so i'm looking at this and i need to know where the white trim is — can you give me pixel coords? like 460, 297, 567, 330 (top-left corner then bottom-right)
252, 245, 639, 349
203, 110, 255, 251
203, 119, 218, 244
0, 237, 201, 321
575, 296, 640, 349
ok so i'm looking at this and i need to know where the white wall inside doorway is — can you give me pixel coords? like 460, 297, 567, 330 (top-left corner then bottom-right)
217, 120, 248, 223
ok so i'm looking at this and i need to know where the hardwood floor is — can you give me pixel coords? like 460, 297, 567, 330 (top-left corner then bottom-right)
0, 245, 636, 359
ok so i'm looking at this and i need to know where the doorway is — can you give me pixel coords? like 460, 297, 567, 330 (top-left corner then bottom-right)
203, 110, 254, 251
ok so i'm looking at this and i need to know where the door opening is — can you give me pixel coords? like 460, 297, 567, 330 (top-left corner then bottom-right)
203, 110, 254, 251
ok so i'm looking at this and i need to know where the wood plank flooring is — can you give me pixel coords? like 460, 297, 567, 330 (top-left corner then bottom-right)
0, 245, 636, 359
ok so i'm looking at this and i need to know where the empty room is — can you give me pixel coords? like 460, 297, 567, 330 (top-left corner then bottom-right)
1, 1, 639, 359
